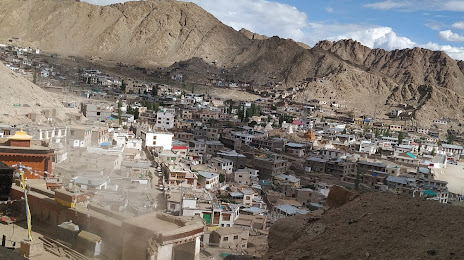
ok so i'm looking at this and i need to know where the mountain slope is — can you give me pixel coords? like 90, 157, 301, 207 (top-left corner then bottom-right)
1, 0, 464, 124
0, 0, 251, 66
0, 62, 63, 123
266, 192, 464, 260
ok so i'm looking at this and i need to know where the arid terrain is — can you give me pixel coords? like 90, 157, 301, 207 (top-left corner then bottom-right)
266, 190, 464, 260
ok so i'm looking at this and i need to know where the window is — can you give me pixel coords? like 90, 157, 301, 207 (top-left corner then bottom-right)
223, 237, 228, 241
234, 235, 238, 240
96, 112, 101, 115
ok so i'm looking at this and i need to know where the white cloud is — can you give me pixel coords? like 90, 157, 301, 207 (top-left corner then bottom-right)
326, 7, 334, 13
439, 30, 464, 41
425, 21, 445, 30
335, 27, 415, 49
189, 0, 308, 41
421, 42, 464, 60
364, 0, 464, 11
452, 21, 464, 29
443, 1, 464, 11
364, 1, 411, 10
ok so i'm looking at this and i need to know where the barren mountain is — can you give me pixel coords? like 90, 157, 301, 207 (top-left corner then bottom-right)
0, 62, 64, 124
0, 0, 250, 67
1, 0, 464, 124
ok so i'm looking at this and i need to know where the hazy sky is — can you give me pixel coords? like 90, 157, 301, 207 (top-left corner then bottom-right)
82, 0, 464, 60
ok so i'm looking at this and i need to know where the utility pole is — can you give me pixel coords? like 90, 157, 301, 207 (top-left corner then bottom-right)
16, 162, 33, 242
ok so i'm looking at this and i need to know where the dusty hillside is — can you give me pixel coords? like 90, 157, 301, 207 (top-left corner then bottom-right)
0, 62, 85, 125
0, 62, 63, 120
265, 192, 464, 260
0, 0, 251, 67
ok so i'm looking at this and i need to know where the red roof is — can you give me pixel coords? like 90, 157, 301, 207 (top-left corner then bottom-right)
172, 146, 187, 150
293, 120, 303, 125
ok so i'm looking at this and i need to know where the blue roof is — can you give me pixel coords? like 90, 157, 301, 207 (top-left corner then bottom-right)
229, 192, 243, 198
286, 142, 305, 148
275, 204, 308, 215
241, 207, 266, 213
386, 176, 408, 185
101, 142, 111, 146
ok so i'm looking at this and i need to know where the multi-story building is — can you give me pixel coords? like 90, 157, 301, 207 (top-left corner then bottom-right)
206, 140, 224, 155
197, 171, 220, 190
217, 150, 246, 170
250, 137, 285, 151
81, 102, 113, 122
188, 140, 206, 154
141, 131, 173, 151
68, 126, 92, 148
304, 157, 328, 173
208, 157, 234, 174
155, 110, 175, 130
253, 154, 289, 180
325, 160, 356, 179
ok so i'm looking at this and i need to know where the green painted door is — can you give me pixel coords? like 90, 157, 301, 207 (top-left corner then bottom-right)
203, 213, 211, 224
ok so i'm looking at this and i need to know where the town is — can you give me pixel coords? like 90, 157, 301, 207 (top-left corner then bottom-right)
0, 41, 463, 260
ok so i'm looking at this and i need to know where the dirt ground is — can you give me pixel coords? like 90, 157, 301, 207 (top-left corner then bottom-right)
432, 163, 464, 195
0, 220, 64, 259
266, 192, 464, 260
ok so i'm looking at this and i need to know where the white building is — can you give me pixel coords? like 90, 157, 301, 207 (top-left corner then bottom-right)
209, 157, 234, 174
197, 171, 220, 190
142, 131, 173, 151
234, 168, 259, 185
71, 176, 109, 190
155, 110, 175, 130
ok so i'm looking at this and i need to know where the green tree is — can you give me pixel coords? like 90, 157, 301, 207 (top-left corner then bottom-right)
151, 86, 158, 97
134, 108, 139, 120
248, 121, 258, 127
33, 69, 37, 84
385, 128, 391, 137
447, 134, 455, 144
117, 101, 122, 125
121, 80, 127, 92
191, 85, 195, 94
375, 129, 380, 138
342, 128, 347, 134
398, 131, 405, 144
219, 174, 225, 183
431, 147, 436, 156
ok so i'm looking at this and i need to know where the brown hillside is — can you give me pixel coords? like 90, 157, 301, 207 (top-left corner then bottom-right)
0, 62, 64, 124
0, 0, 251, 66
266, 192, 464, 260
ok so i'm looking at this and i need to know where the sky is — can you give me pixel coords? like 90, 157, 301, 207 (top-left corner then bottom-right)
82, 0, 464, 60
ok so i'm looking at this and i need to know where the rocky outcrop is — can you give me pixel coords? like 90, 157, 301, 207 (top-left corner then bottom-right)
265, 192, 464, 260
326, 185, 358, 208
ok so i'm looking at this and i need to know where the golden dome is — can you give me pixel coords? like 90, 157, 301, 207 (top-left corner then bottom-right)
8, 128, 32, 141
304, 128, 316, 141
